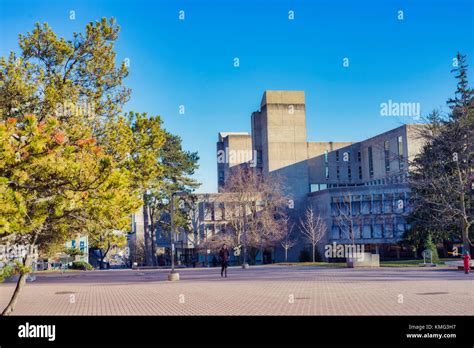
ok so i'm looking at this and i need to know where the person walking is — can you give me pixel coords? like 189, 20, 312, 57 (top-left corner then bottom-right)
219, 244, 230, 278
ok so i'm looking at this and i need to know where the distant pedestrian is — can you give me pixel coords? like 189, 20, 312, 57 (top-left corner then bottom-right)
219, 244, 230, 278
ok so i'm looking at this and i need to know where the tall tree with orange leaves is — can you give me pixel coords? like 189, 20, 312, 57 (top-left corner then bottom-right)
0, 18, 168, 314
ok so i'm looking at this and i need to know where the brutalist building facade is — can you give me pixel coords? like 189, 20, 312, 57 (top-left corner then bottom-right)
215, 90, 424, 261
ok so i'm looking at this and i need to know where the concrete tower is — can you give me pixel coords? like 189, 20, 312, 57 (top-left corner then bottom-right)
251, 91, 309, 205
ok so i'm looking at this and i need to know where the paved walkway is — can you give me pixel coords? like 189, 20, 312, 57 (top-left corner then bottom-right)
0, 265, 472, 315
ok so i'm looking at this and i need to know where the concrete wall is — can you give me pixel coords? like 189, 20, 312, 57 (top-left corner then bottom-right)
307, 183, 412, 260
253, 91, 309, 205
217, 132, 252, 191
128, 206, 145, 265
307, 125, 424, 190
211, 91, 427, 263
405, 125, 427, 165
307, 141, 359, 185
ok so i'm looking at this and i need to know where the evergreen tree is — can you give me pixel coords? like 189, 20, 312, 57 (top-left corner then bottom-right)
408, 53, 474, 255
0, 18, 193, 314
143, 131, 200, 266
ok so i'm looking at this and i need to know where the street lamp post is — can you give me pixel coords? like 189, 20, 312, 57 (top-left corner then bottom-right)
242, 203, 249, 269
168, 191, 186, 281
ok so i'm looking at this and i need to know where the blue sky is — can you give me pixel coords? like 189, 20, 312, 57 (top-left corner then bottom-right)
1, 0, 473, 193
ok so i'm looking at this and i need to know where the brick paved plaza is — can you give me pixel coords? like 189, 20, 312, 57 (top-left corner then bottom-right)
0, 265, 472, 315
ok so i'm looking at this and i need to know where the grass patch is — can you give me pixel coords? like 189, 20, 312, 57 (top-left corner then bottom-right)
33, 269, 86, 273
380, 259, 446, 267
279, 259, 456, 268
277, 262, 347, 268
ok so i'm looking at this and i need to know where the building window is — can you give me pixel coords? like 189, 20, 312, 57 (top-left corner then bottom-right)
383, 193, 394, 213
325, 166, 329, 179
204, 203, 215, 221
362, 195, 372, 214
214, 203, 224, 220
368, 147, 374, 177
357, 151, 361, 162
348, 167, 351, 180
384, 140, 390, 172
395, 192, 405, 213
336, 166, 340, 180
311, 183, 328, 192
256, 150, 263, 167
397, 136, 404, 170
324, 150, 328, 163
358, 166, 362, 180
205, 224, 214, 238
218, 171, 225, 185
352, 195, 361, 215
336, 150, 339, 162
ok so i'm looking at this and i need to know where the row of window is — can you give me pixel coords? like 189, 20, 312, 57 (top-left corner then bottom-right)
326, 135, 405, 180
329, 192, 410, 215
326, 165, 363, 181
330, 202, 408, 216
365, 173, 408, 186
328, 150, 363, 163
331, 222, 408, 240
330, 192, 409, 203
311, 173, 408, 192
202, 201, 268, 221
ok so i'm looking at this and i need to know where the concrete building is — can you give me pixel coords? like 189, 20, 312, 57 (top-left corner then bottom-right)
217, 132, 253, 190
128, 206, 146, 266
213, 90, 424, 261
131, 90, 425, 264
149, 192, 264, 266
33, 235, 89, 270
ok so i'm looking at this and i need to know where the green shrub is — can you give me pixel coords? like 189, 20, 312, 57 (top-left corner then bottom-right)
423, 234, 440, 263
70, 261, 93, 270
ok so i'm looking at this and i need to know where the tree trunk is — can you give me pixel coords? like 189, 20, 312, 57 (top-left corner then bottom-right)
99, 245, 111, 269
142, 199, 153, 266
462, 222, 470, 255
150, 226, 157, 266
312, 244, 315, 262
99, 249, 104, 269
1, 252, 33, 316
457, 168, 470, 255
149, 211, 157, 266
285, 248, 288, 262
